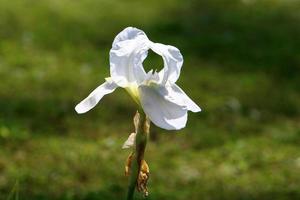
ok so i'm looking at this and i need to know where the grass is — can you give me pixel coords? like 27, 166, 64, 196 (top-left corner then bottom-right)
0, 0, 299, 199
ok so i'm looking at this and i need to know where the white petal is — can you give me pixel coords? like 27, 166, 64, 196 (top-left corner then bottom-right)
168, 84, 201, 112
75, 81, 118, 114
149, 42, 183, 84
122, 132, 136, 149
110, 27, 150, 85
138, 84, 187, 130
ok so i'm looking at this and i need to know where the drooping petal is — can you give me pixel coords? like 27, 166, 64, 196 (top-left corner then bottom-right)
167, 84, 201, 112
138, 84, 188, 130
75, 80, 118, 114
110, 27, 150, 86
149, 42, 183, 85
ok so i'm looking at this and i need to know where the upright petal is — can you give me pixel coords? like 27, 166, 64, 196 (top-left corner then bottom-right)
75, 80, 118, 114
138, 84, 188, 130
149, 43, 183, 85
110, 27, 150, 86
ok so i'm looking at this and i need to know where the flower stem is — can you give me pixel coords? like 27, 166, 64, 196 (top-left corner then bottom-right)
126, 111, 149, 200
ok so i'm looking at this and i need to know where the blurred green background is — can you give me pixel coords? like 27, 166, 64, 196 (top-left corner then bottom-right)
0, 0, 300, 199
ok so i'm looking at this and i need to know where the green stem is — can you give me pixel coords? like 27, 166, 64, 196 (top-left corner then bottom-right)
126, 111, 149, 200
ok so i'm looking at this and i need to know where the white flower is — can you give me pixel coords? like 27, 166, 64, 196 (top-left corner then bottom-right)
75, 27, 201, 130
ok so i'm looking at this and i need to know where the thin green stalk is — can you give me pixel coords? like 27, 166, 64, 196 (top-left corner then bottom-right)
126, 111, 149, 200
7, 180, 19, 200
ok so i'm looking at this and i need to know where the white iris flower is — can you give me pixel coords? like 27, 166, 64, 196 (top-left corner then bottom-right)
75, 27, 201, 130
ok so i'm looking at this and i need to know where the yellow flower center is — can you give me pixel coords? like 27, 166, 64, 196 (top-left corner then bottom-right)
125, 83, 140, 105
